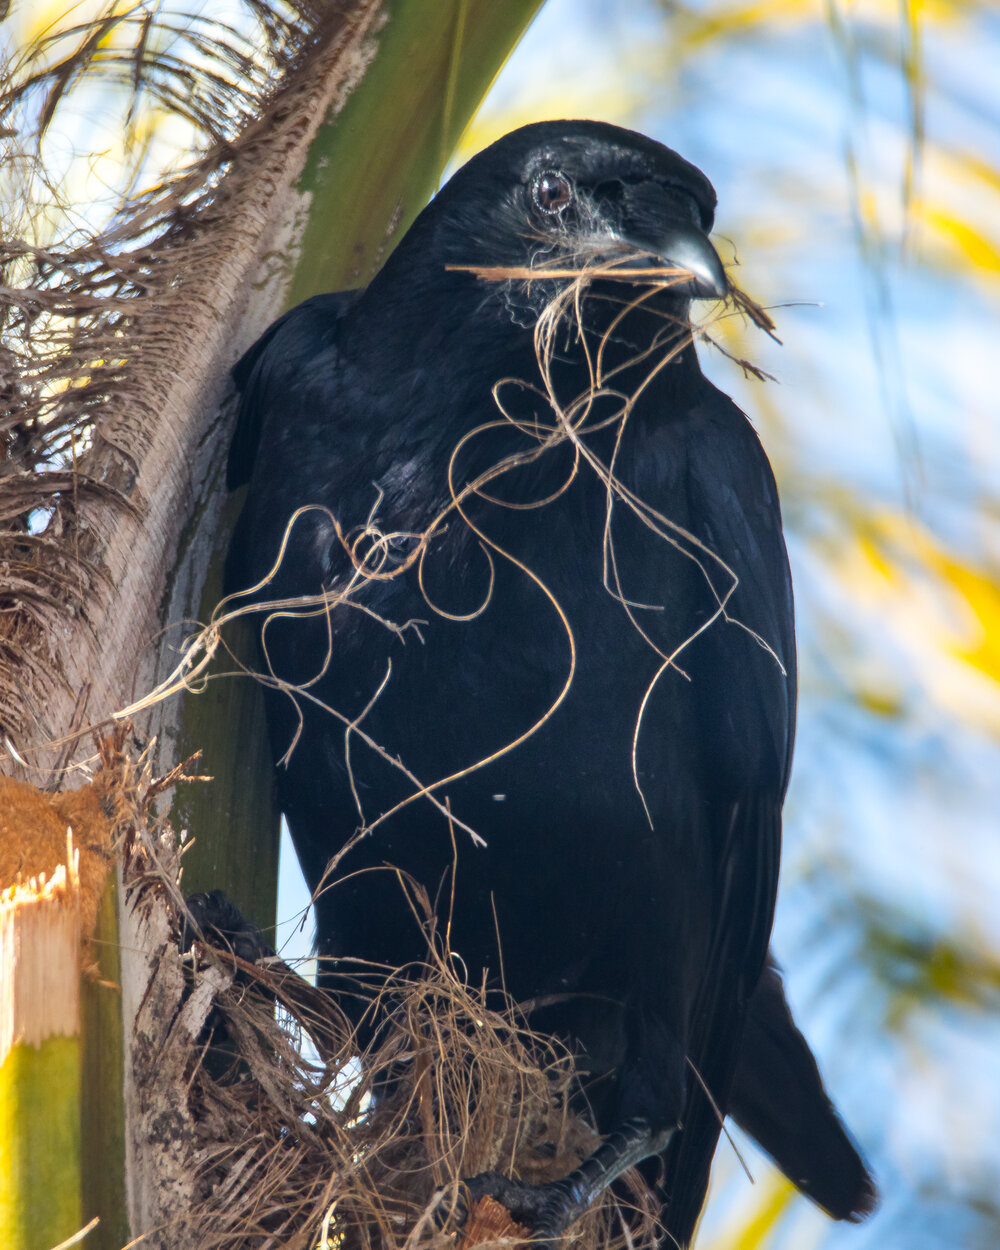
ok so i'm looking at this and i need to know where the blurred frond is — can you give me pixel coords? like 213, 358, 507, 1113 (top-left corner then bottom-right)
0, 0, 338, 466
5, 0, 319, 141
698, 1172, 799, 1250
825, 885, 1000, 1029
820, 510, 1000, 734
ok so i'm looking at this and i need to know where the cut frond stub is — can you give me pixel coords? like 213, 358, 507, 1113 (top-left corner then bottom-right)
0, 836, 83, 1249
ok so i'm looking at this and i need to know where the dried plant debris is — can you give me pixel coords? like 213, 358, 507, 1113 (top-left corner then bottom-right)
0, 1, 379, 750
180, 907, 663, 1250
1, 0, 332, 478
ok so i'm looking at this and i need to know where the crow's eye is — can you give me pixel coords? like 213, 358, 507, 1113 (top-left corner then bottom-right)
533, 170, 573, 215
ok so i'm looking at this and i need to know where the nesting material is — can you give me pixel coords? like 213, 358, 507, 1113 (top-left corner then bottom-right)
180, 932, 663, 1250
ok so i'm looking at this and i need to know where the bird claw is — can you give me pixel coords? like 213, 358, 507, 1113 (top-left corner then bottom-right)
440, 1172, 573, 1244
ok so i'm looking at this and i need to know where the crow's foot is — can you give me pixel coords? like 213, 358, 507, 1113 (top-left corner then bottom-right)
460, 1172, 577, 1241
444, 1121, 676, 1246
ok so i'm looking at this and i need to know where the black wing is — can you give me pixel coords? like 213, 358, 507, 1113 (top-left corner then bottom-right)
653, 380, 796, 1245
227, 291, 357, 491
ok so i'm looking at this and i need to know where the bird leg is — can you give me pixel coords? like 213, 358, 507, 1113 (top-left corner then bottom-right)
456, 1118, 676, 1242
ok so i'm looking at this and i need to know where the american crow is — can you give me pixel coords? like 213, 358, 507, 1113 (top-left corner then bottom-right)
226, 119, 875, 1245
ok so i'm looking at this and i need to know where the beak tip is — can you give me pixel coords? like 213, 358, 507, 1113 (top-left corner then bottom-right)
653, 225, 729, 302
683, 270, 727, 301
674, 247, 729, 302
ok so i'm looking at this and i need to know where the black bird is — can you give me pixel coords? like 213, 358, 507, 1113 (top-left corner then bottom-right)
225, 120, 876, 1245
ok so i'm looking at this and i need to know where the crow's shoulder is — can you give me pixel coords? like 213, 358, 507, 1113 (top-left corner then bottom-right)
227, 290, 357, 490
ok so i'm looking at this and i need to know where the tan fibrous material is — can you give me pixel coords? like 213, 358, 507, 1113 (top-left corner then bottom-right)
461, 1194, 531, 1247
0, 832, 81, 1060
0, 772, 116, 955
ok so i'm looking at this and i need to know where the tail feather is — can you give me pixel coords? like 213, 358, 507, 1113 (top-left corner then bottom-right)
729, 957, 877, 1222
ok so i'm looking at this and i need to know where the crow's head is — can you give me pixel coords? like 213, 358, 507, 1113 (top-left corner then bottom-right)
392, 120, 727, 320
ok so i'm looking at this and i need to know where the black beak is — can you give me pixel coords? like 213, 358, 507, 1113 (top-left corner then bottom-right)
614, 182, 729, 301
649, 223, 728, 300
614, 221, 728, 300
